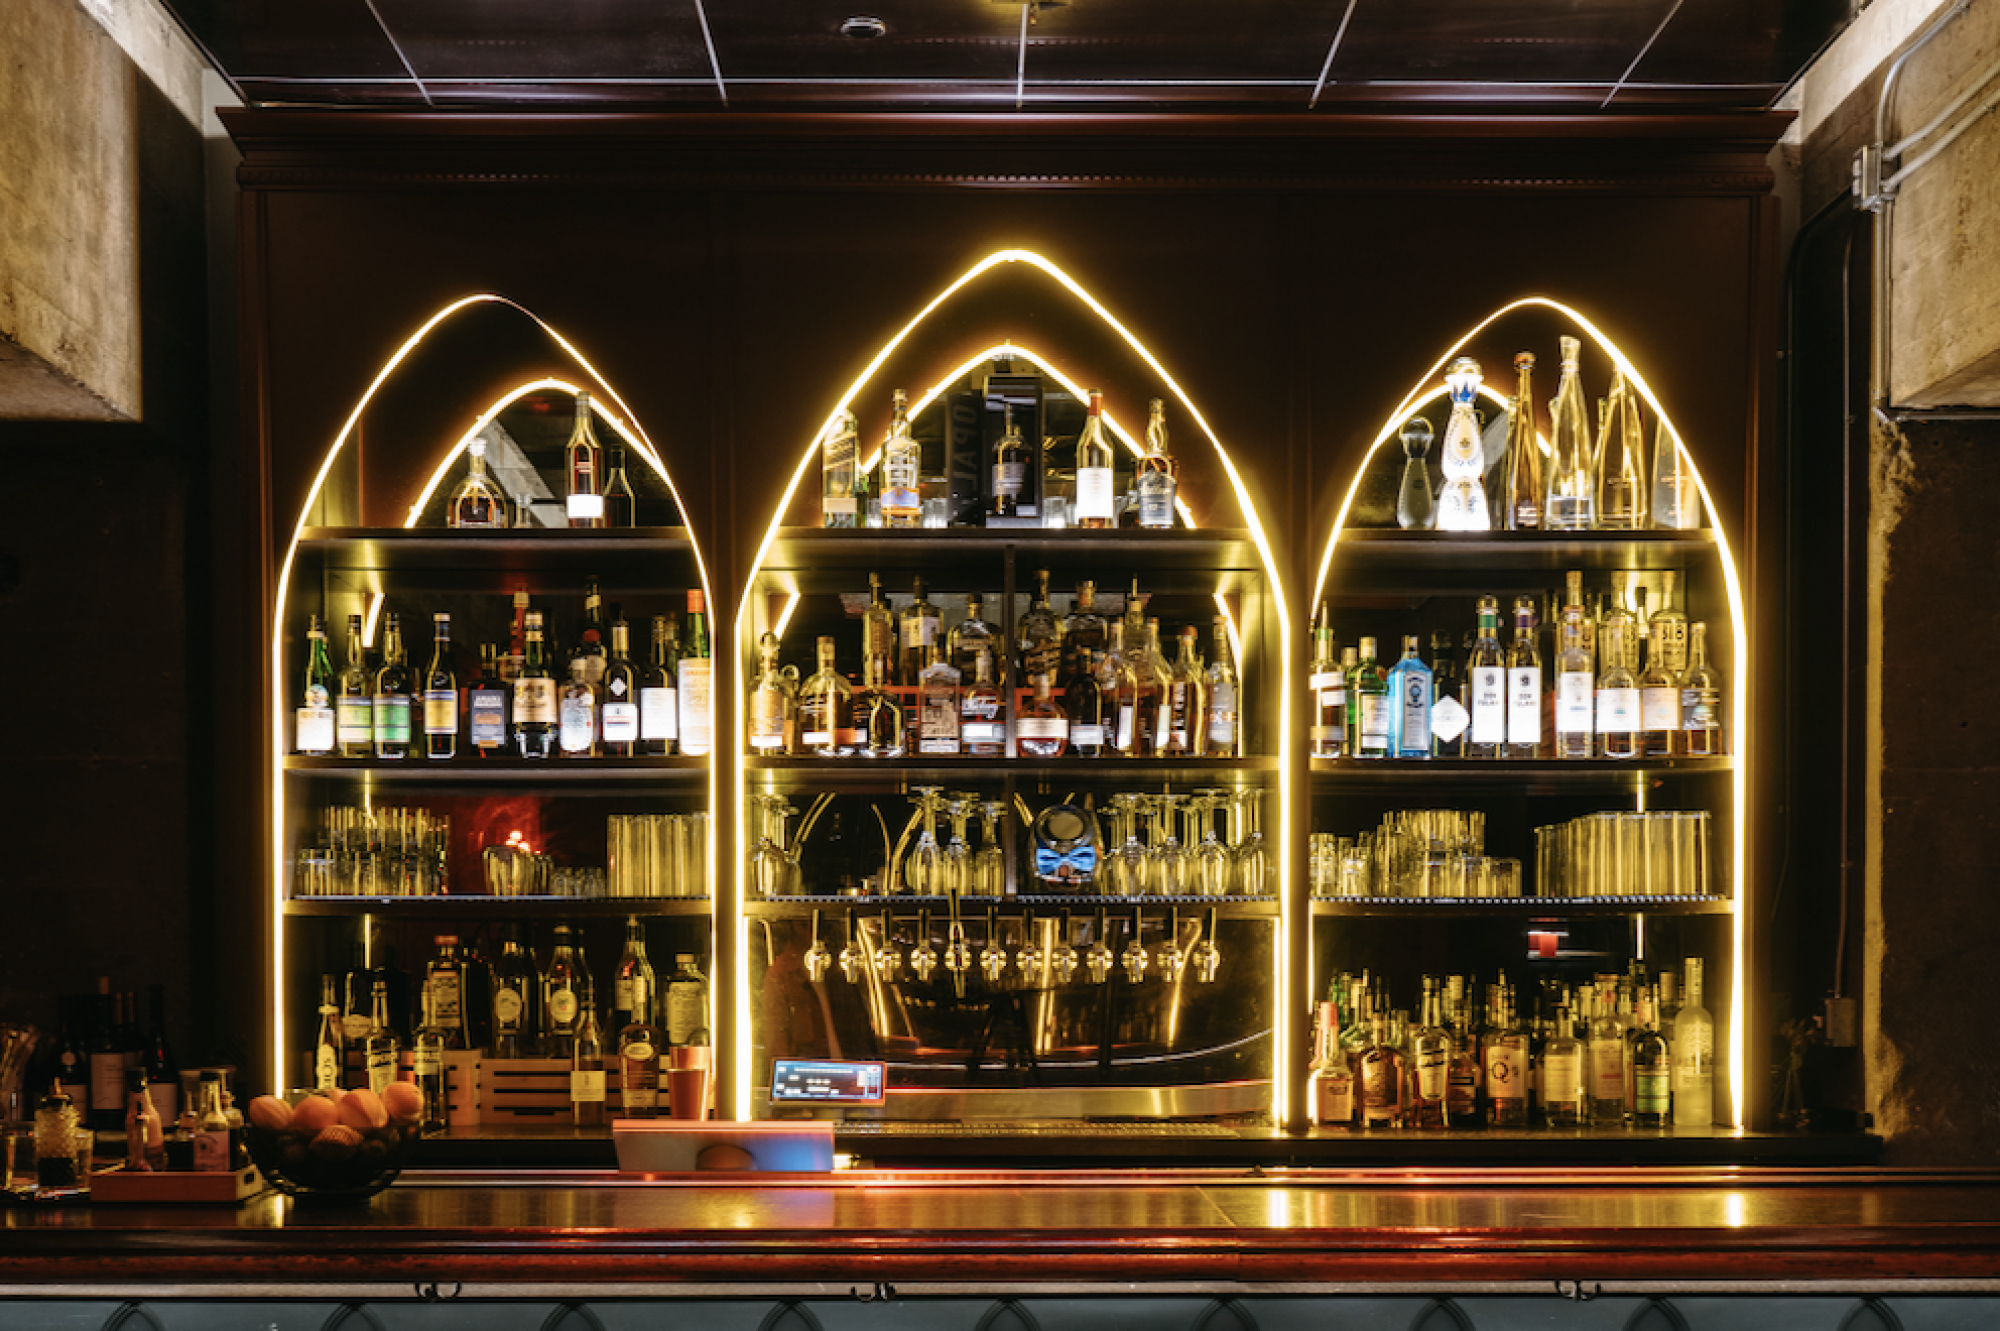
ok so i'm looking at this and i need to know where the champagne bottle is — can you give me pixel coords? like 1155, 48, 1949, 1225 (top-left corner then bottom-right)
1074, 388, 1116, 529
565, 391, 605, 529
297, 613, 336, 754
423, 611, 458, 760
371, 612, 412, 760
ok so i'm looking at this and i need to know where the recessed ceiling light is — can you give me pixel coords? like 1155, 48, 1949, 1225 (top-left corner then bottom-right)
841, 16, 886, 39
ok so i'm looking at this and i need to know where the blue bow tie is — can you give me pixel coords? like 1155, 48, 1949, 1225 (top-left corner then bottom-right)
1034, 846, 1098, 879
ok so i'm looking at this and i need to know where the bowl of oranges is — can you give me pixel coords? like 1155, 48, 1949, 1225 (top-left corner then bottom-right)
244, 1084, 423, 1203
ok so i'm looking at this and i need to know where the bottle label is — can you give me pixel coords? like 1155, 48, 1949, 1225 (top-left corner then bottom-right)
342, 1013, 371, 1042
1635, 1068, 1670, 1115
1070, 723, 1106, 747
559, 692, 596, 752
1589, 1037, 1626, 1098
567, 493, 605, 521
1397, 674, 1431, 751
314, 1043, 340, 1090
993, 461, 1025, 498
1652, 620, 1689, 674
750, 689, 788, 749
1017, 717, 1067, 740
667, 984, 707, 1047
1557, 672, 1594, 733
194, 1128, 231, 1172
336, 698, 372, 745
1507, 667, 1541, 744
423, 691, 458, 735
367, 1048, 395, 1095
428, 973, 462, 1024
640, 686, 678, 741
1415, 1049, 1448, 1101
548, 987, 578, 1026
470, 687, 508, 748
1360, 1057, 1398, 1122
296, 707, 335, 754
91, 1052, 125, 1112
1683, 688, 1720, 732
1486, 1044, 1527, 1100
1075, 466, 1115, 520
1358, 694, 1391, 751
1137, 478, 1175, 528
1469, 667, 1506, 744
1431, 694, 1470, 743
373, 695, 411, 744
1207, 682, 1238, 747
493, 986, 523, 1032
603, 700, 639, 742
1116, 704, 1136, 752
616, 976, 648, 1017
514, 677, 557, 725
823, 495, 858, 519
570, 1068, 606, 1102
1640, 686, 1679, 733
622, 1048, 659, 1109
962, 721, 1006, 743
1597, 686, 1640, 734
414, 1047, 442, 1078
678, 659, 713, 755
1314, 1071, 1354, 1126
1542, 1049, 1582, 1103
901, 616, 939, 652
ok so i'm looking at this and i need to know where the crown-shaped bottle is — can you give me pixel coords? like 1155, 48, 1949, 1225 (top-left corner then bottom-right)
1435, 358, 1490, 532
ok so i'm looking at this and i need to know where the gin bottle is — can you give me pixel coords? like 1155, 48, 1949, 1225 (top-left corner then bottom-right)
448, 435, 510, 529
1543, 337, 1595, 530
1502, 352, 1542, 530
1466, 596, 1507, 759
880, 390, 921, 529
1435, 358, 1490, 531
1649, 416, 1702, 531
1136, 398, 1178, 529
1349, 636, 1390, 760
1597, 369, 1648, 530
1395, 416, 1436, 531
821, 408, 859, 528
1386, 635, 1432, 760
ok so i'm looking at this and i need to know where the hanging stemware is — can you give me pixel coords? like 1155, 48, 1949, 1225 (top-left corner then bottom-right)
1149, 795, 1187, 897
1231, 788, 1269, 898
904, 786, 945, 896
1192, 788, 1233, 898
944, 795, 977, 897
975, 800, 1008, 900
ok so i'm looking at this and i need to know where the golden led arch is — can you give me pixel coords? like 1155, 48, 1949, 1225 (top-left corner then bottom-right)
1311, 295, 1748, 1128
731, 250, 1296, 1123
267, 294, 716, 1081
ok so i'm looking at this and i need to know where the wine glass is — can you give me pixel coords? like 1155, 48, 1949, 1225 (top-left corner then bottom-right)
1106, 794, 1150, 898
802, 909, 832, 983
1149, 795, 1187, 897
905, 787, 945, 896
944, 796, 976, 897
975, 801, 1008, 900
1192, 789, 1233, 898
872, 912, 903, 983
1231, 788, 1269, 898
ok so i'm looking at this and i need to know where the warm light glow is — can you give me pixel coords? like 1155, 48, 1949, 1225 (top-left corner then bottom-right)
1311, 296, 1748, 1129
771, 591, 803, 642
269, 295, 715, 1087
735, 249, 1293, 1123
1724, 1192, 1749, 1228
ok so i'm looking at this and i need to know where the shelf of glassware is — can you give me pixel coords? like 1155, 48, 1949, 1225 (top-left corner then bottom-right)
285, 756, 710, 784
283, 896, 713, 919
758, 527, 1265, 577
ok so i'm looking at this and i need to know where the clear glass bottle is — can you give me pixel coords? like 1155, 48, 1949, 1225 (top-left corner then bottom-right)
1435, 358, 1491, 531
1205, 616, 1241, 758
898, 576, 942, 687
665, 954, 709, 1048
603, 445, 637, 527
915, 643, 963, 756
880, 389, 922, 529
990, 404, 1026, 520
1308, 1000, 1355, 1129
798, 636, 855, 758
1017, 672, 1069, 758
412, 988, 448, 1134
1396, 416, 1436, 531
1309, 603, 1344, 758
1466, 596, 1507, 759
1060, 580, 1108, 684
1597, 369, 1647, 530
859, 654, 904, 759
336, 612, 372, 759
423, 934, 467, 1050
1586, 980, 1628, 1126
543, 925, 584, 1059
370, 612, 412, 760
1649, 417, 1702, 531
1541, 1004, 1585, 1128
1017, 568, 1062, 687
1074, 388, 1117, 529
297, 612, 337, 755
1595, 583, 1641, 760
1429, 630, 1468, 758
1483, 985, 1530, 1128
558, 657, 600, 759
1503, 352, 1542, 530
513, 610, 557, 759
1406, 979, 1451, 1130
1637, 604, 1681, 760
960, 648, 1005, 757
193, 1072, 231, 1172
748, 631, 797, 755
1163, 626, 1206, 756
601, 620, 640, 756
1349, 636, 1391, 759
862, 572, 896, 687
1357, 1011, 1402, 1130
1505, 596, 1542, 760
564, 391, 605, 529
1681, 622, 1724, 756
611, 916, 655, 1035
364, 979, 400, 1096
1543, 337, 1595, 531
950, 592, 1005, 688
570, 1003, 605, 1127
1133, 619, 1175, 759
1136, 397, 1177, 529
1554, 573, 1595, 759
124, 1068, 163, 1171
640, 614, 680, 756
422, 611, 458, 760
313, 974, 345, 1091
1387, 635, 1432, 760
1672, 956, 1715, 1127
821, 407, 859, 529
677, 588, 713, 757
448, 435, 510, 529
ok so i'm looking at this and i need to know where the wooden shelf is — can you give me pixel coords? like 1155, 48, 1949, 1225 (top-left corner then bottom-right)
749, 755, 1275, 788
1326, 528, 1718, 571
1310, 756, 1731, 789
285, 756, 708, 785
284, 896, 712, 918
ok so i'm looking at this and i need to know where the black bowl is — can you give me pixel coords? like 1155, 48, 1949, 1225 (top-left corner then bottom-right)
245, 1117, 416, 1203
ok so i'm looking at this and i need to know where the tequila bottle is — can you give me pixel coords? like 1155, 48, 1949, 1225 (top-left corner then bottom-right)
1386, 635, 1432, 760
1466, 596, 1507, 759
1502, 352, 1542, 530
1435, 358, 1491, 531
1349, 636, 1391, 760
1595, 579, 1641, 760
1681, 622, 1724, 756
448, 435, 511, 529
1074, 388, 1117, 529
1649, 416, 1703, 530
1505, 597, 1542, 759
564, 392, 605, 529
1136, 397, 1177, 529
747, 632, 797, 755
821, 407, 859, 528
1205, 616, 1241, 757
1543, 337, 1595, 531
1554, 573, 1595, 759
798, 636, 854, 757
880, 389, 922, 529
990, 404, 1026, 519
1597, 369, 1648, 530
1395, 416, 1436, 531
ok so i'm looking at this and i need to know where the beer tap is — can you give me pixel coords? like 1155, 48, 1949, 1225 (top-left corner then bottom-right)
838, 910, 865, 984
1049, 909, 1080, 986
1015, 910, 1044, 981
1121, 907, 1150, 984
1191, 907, 1222, 984
872, 911, 903, 983
1156, 906, 1187, 983
943, 890, 972, 998
980, 907, 1009, 984
802, 909, 832, 983
1085, 907, 1114, 984
909, 908, 938, 983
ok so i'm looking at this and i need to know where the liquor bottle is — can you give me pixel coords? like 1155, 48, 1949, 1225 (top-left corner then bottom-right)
1429, 630, 1467, 758
748, 631, 798, 755
1435, 358, 1491, 532
87, 982, 125, 1130
915, 644, 963, 756
1349, 636, 1391, 759
1555, 575, 1595, 759
371, 612, 412, 760
336, 613, 372, 759
1595, 585, 1641, 760
639, 614, 680, 756
1402, 979, 1448, 1130
1505, 597, 1542, 759
610, 916, 656, 1035
1503, 352, 1542, 530
1483, 984, 1530, 1128
513, 609, 558, 759
297, 613, 336, 754
1136, 397, 1177, 529
1308, 1000, 1354, 1129
898, 576, 942, 688
1063, 642, 1108, 758
1018, 568, 1063, 687
603, 446, 638, 528
1061, 389, 1109, 531
506, 586, 530, 679
1681, 622, 1724, 756
1099, 621, 1132, 756
313, 974, 344, 1091
664, 954, 710, 1048
880, 389, 922, 529
364, 979, 400, 1096
990, 404, 1026, 520
1597, 369, 1647, 530
1163, 626, 1206, 756
1395, 416, 1436, 531
124, 1069, 163, 1171
1387, 635, 1432, 760
950, 593, 1005, 687
798, 636, 856, 758
862, 572, 896, 686
543, 925, 586, 1058
1637, 606, 1681, 760
1631, 988, 1671, 1129
569, 577, 609, 685
616, 1005, 663, 1119
489, 924, 541, 1058
1541, 1004, 1585, 1128
1357, 1012, 1402, 1130
960, 648, 1005, 757
1205, 616, 1241, 758
1649, 417, 1702, 531
677, 588, 713, 757
599, 620, 640, 756
821, 407, 860, 528
1648, 570, 1691, 676
565, 392, 605, 528
1309, 604, 1345, 758
1543, 337, 1595, 531
412, 988, 448, 1134
859, 654, 904, 759
570, 1003, 606, 1127
193, 1071, 231, 1172
422, 612, 458, 760
1672, 957, 1715, 1127
1017, 672, 1069, 758
1586, 980, 1628, 1126
558, 658, 600, 759
448, 434, 510, 529
1466, 597, 1507, 759
1134, 619, 1175, 758
420, 935, 468, 1050
470, 643, 510, 757
1060, 581, 1108, 683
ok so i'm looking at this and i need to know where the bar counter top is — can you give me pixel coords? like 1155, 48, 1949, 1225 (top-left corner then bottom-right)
7, 1166, 2000, 1297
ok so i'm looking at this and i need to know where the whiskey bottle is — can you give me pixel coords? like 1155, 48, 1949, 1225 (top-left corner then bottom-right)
1503, 352, 1542, 530
915, 644, 962, 756
1357, 1011, 1402, 1130
1017, 673, 1069, 758
600, 620, 640, 756
1406, 979, 1451, 1130
423, 612, 458, 760
1075, 388, 1117, 529
616, 1007, 663, 1119
1018, 568, 1062, 687
639, 614, 679, 756
1429, 630, 1467, 758
1681, 622, 1724, 756
1136, 398, 1177, 529
297, 613, 336, 755
960, 648, 1005, 757
1350, 636, 1390, 759
677, 589, 713, 757
1466, 597, 1507, 759
798, 636, 856, 757
898, 577, 942, 688
1205, 616, 1241, 758
990, 404, 1026, 520
1307, 1000, 1354, 1129
1163, 626, 1206, 756
1672, 957, 1715, 1127
1387, 635, 1432, 760
748, 632, 797, 755
1435, 358, 1491, 532
1597, 369, 1648, 531
564, 392, 605, 529
1505, 597, 1542, 760
371, 612, 412, 760
602, 446, 637, 528
558, 658, 600, 758
447, 434, 510, 529
859, 655, 904, 759
862, 572, 896, 686
950, 592, 1005, 688
336, 612, 372, 758
822, 407, 860, 528
1543, 337, 1596, 531
422, 935, 468, 1050
470, 643, 509, 757
880, 389, 922, 529
1309, 604, 1344, 758
513, 610, 558, 759
1060, 580, 1108, 683
1554, 576, 1595, 759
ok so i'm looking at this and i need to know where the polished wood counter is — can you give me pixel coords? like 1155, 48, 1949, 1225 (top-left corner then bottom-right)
6, 1167, 2000, 1296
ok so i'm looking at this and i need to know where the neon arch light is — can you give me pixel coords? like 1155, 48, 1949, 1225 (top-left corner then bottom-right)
732, 250, 1296, 1124
1311, 295, 1747, 1128
267, 295, 716, 1083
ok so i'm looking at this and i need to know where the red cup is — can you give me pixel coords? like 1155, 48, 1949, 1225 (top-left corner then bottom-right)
666, 1046, 712, 1121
